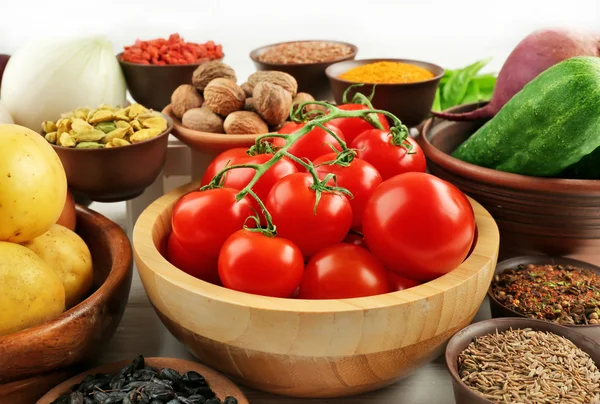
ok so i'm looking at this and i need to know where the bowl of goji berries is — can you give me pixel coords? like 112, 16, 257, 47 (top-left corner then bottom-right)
118, 33, 224, 111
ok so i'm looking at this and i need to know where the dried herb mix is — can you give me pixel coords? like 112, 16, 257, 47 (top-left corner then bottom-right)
50, 356, 238, 404
458, 328, 600, 403
492, 263, 600, 325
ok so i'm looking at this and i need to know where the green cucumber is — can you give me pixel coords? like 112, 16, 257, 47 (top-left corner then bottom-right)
452, 56, 600, 177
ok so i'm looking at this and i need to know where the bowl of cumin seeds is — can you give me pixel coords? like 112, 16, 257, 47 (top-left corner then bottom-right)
446, 318, 600, 404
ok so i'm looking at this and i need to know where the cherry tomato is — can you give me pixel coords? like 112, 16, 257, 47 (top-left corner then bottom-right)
298, 244, 391, 299
201, 148, 250, 186
351, 129, 426, 180
273, 122, 345, 169
328, 104, 390, 144
167, 232, 220, 284
313, 153, 382, 229
343, 231, 368, 249
171, 188, 254, 260
266, 173, 352, 257
219, 230, 304, 298
388, 271, 421, 292
363, 172, 476, 282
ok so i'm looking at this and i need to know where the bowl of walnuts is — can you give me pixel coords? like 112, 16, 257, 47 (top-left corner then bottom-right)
164, 60, 321, 153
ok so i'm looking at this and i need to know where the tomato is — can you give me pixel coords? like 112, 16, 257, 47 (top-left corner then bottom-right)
273, 122, 345, 169
166, 232, 220, 284
265, 173, 352, 257
171, 188, 254, 260
298, 244, 390, 299
328, 104, 390, 144
201, 148, 249, 186
343, 231, 368, 249
363, 172, 476, 282
313, 153, 382, 229
351, 129, 427, 180
388, 271, 421, 292
218, 230, 304, 298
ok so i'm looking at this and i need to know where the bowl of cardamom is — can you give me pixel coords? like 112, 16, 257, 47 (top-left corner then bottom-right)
41, 103, 173, 202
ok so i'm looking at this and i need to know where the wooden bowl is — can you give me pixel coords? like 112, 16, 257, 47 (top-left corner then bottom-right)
0, 205, 133, 404
47, 114, 173, 203
487, 255, 600, 340
118, 54, 223, 111
37, 357, 249, 404
326, 58, 444, 128
133, 180, 500, 398
445, 317, 600, 404
419, 102, 600, 264
250, 40, 358, 101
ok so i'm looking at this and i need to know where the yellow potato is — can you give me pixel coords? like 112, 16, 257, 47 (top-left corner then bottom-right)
23, 224, 93, 308
0, 241, 65, 336
0, 124, 67, 243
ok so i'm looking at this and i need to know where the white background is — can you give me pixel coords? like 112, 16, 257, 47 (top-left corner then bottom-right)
2, 0, 600, 79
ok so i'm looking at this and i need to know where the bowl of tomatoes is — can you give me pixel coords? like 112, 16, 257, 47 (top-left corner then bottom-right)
133, 105, 500, 398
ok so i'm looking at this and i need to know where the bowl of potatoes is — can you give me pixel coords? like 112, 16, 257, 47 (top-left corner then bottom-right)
0, 124, 133, 404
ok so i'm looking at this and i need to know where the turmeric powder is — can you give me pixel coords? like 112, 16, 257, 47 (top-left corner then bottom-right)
339, 61, 434, 84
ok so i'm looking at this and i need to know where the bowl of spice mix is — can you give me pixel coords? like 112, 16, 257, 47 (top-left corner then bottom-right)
488, 256, 600, 340
250, 40, 358, 101
446, 317, 600, 404
326, 59, 444, 128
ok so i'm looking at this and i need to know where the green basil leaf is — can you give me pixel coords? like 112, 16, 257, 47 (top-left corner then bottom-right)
432, 88, 442, 112
472, 73, 497, 93
461, 81, 482, 105
442, 57, 492, 108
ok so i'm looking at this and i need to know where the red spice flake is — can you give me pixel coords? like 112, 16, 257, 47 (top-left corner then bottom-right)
257, 41, 354, 64
492, 263, 600, 325
121, 34, 223, 65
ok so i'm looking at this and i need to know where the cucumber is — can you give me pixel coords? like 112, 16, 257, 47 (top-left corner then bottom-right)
452, 56, 600, 177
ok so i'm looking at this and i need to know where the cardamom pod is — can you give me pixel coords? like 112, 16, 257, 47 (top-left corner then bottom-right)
112, 138, 131, 147
59, 132, 76, 147
130, 128, 162, 143
71, 118, 94, 134
76, 142, 104, 149
105, 142, 115, 148
74, 129, 106, 143
142, 116, 168, 132
42, 121, 58, 133
89, 110, 115, 124
57, 118, 72, 135
44, 132, 58, 144
128, 103, 148, 119
102, 127, 129, 144
95, 121, 118, 134
131, 119, 142, 131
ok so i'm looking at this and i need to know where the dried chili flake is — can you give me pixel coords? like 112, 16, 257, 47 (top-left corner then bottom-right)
121, 34, 223, 65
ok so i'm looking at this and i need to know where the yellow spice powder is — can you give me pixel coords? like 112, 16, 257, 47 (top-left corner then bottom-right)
339, 61, 434, 84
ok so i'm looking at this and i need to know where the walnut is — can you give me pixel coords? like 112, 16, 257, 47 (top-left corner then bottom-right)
247, 71, 298, 96
244, 98, 255, 112
181, 107, 224, 133
203, 78, 246, 116
224, 111, 269, 135
253, 82, 292, 126
171, 85, 204, 119
192, 61, 237, 91
241, 82, 253, 97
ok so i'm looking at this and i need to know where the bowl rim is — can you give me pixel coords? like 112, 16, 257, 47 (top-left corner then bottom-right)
487, 255, 600, 329
444, 317, 600, 403
325, 58, 445, 86
249, 39, 359, 67
0, 205, 132, 342
133, 180, 500, 313
116, 52, 224, 67
43, 112, 173, 152
420, 103, 600, 193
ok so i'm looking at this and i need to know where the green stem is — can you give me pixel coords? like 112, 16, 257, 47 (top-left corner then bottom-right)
244, 190, 277, 237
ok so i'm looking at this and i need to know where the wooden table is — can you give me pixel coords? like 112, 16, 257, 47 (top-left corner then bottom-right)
98, 266, 492, 404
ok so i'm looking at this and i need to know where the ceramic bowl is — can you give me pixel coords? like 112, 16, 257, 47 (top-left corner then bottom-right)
0, 205, 133, 404
419, 102, 600, 264
37, 357, 248, 404
133, 180, 500, 398
46, 113, 173, 203
0, 54, 10, 90
445, 317, 600, 404
250, 40, 358, 101
487, 255, 600, 340
326, 58, 444, 128
118, 54, 223, 111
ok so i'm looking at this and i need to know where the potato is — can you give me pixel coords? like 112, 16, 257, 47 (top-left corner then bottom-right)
0, 241, 65, 336
0, 124, 67, 243
23, 224, 93, 308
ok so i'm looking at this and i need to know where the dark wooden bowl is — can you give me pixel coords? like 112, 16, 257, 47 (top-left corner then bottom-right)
0, 54, 10, 91
47, 114, 173, 202
487, 256, 600, 340
326, 58, 444, 128
445, 317, 600, 404
420, 103, 600, 264
0, 205, 133, 404
37, 357, 249, 404
118, 53, 223, 111
250, 40, 358, 101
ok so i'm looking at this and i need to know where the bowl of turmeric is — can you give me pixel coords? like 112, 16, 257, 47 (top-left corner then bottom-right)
326, 58, 444, 128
